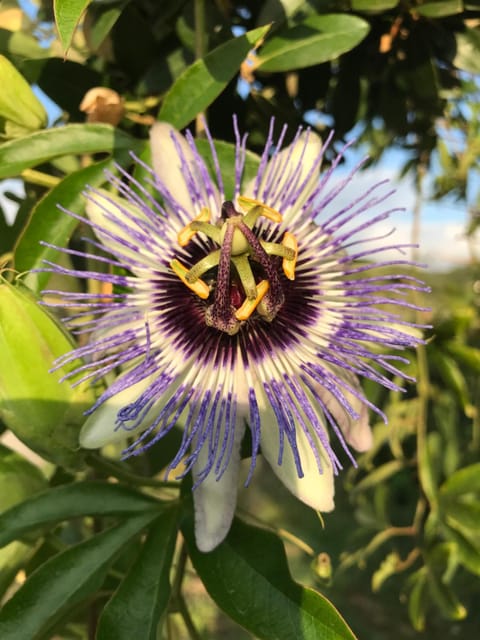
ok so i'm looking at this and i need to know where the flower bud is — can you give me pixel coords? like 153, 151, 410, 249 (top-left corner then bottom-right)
79, 87, 124, 126
0, 279, 93, 468
0, 55, 47, 137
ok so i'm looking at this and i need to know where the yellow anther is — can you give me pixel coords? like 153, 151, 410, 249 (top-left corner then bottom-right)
282, 232, 298, 280
237, 195, 282, 222
170, 259, 210, 299
235, 280, 270, 321
177, 207, 211, 247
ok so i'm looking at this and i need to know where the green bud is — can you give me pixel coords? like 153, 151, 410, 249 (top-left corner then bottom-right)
0, 279, 93, 468
0, 55, 47, 135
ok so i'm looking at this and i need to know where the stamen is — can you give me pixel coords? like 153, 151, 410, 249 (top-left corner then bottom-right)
170, 259, 210, 299
281, 232, 298, 280
237, 221, 284, 310
186, 250, 221, 282
177, 207, 211, 246
238, 195, 283, 223
235, 280, 269, 321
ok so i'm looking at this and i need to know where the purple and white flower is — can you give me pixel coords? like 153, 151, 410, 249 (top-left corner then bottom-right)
42, 119, 426, 551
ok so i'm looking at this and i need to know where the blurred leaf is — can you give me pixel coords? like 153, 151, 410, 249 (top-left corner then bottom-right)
86, 1, 127, 51
352, 0, 398, 9
0, 124, 142, 179
407, 569, 428, 632
440, 462, 480, 496
432, 394, 459, 478
0, 445, 47, 513
0, 280, 93, 468
0, 445, 47, 598
351, 460, 405, 495
371, 552, 400, 592
0, 28, 46, 60
444, 500, 480, 531
429, 346, 471, 413
97, 506, 180, 640
257, 14, 370, 72
444, 341, 480, 373
415, 1, 463, 17
14, 155, 133, 293
0, 511, 160, 640
454, 29, 480, 73
159, 25, 271, 129
0, 55, 47, 132
426, 570, 467, 621
184, 515, 358, 640
54, 0, 92, 53
0, 481, 161, 548
443, 524, 480, 575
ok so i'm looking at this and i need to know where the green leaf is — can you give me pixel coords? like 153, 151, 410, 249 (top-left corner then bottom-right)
440, 463, 480, 497
371, 551, 401, 592
427, 570, 467, 620
407, 569, 428, 632
429, 346, 471, 413
415, 0, 463, 17
14, 155, 134, 293
0, 55, 47, 131
0, 28, 46, 60
97, 506, 180, 640
351, 0, 398, 10
443, 524, 480, 576
0, 445, 47, 512
0, 445, 48, 598
54, 0, 92, 53
183, 516, 357, 640
87, 1, 128, 51
444, 500, 480, 531
257, 14, 370, 72
454, 29, 480, 73
444, 341, 480, 374
195, 138, 260, 200
0, 280, 93, 468
158, 24, 271, 129
0, 511, 160, 640
351, 460, 405, 495
0, 124, 142, 179
0, 481, 161, 548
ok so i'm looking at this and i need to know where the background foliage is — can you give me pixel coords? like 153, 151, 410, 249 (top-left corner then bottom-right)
0, 0, 480, 638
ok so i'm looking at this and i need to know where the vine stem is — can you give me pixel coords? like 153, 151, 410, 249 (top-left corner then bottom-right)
21, 168, 60, 188
412, 163, 437, 510
194, 0, 207, 136
171, 543, 203, 640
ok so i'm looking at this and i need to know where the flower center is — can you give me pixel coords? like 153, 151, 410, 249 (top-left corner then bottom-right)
170, 196, 298, 335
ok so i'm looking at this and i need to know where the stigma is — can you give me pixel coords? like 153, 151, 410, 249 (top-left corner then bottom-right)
170, 197, 298, 335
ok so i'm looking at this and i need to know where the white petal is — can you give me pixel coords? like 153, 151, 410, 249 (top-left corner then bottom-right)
85, 190, 160, 267
79, 373, 155, 448
79, 370, 186, 449
150, 122, 219, 218
150, 122, 194, 213
192, 416, 246, 552
256, 387, 334, 512
314, 368, 372, 452
245, 130, 323, 217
